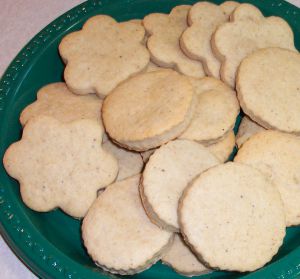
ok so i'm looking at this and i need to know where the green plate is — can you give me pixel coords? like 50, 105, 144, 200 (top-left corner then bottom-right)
0, 0, 299, 278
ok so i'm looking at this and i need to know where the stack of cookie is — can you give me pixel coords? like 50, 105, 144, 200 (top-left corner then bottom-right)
3, 1, 300, 277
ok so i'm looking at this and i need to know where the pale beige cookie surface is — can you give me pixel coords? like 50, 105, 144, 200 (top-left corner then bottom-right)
179, 77, 239, 144
237, 47, 300, 134
236, 116, 265, 148
143, 5, 205, 78
20, 83, 102, 126
234, 130, 300, 226
205, 131, 235, 162
102, 70, 195, 151
3, 116, 118, 218
162, 234, 211, 276
212, 3, 296, 87
181, 1, 239, 78
82, 175, 173, 275
103, 140, 143, 181
59, 15, 149, 97
179, 162, 285, 272
141, 140, 219, 232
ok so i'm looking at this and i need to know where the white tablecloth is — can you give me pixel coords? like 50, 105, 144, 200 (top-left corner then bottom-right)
1, 0, 299, 278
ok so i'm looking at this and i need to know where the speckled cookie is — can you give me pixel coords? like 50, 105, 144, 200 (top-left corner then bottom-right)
102, 70, 195, 151
20, 83, 102, 126
3, 116, 118, 218
212, 3, 296, 87
59, 15, 150, 97
143, 5, 205, 78
162, 234, 211, 276
179, 162, 285, 272
181, 1, 239, 78
236, 116, 265, 148
205, 131, 235, 162
140, 140, 219, 232
179, 77, 239, 144
82, 175, 173, 275
237, 47, 300, 135
234, 130, 300, 226
103, 140, 143, 181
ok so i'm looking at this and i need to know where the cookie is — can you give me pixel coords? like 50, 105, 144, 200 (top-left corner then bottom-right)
212, 3, 296, 87
140, 139, 219, 232
82, 175, 173, 275
234, 130, 300, 226
237, 47, 300, 134
102, 70, 195, 151
143, 6, 205, 78
103, 140, 143, 181
236, 116, 265, 148
59, 15, 150, 97
20, 83, 102, 126
205, 131, 235, 162
179, 77, 239, 144
162, 234, 211, 276
180, 1, 238, 78
3, 116, 118, 218
179, 162, 285, 272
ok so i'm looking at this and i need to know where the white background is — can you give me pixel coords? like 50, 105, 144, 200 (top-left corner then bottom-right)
0, 0, 300, 278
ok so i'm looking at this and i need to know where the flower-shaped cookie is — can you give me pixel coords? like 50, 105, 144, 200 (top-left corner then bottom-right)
181, 1, 239, 78
20, 82, 102, 126
59, 15, 150, 98
212, 3, 296, 87
143, 6, 205, 78
3, 116, 118, 218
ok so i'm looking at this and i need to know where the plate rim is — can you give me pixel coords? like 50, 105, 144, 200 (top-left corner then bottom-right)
0, 0, 300, 278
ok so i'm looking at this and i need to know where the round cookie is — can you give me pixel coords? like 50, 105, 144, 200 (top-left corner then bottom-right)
236, 116, 266, 148
234, 130, 300, 226
162, 234, 211, 276
179, 77, 239, 144
237, 47, 300, 135
102, 70, 195, 151
103, 140, 144, 181
82, 175, 173, 275
141, 140, 219, 232
205, 131, 236, 162
179, 162, 286, 272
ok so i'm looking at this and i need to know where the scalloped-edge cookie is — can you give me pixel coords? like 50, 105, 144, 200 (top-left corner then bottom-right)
179, 162, 285, 272
236, 116, 265, 148
234, 130, 300, 226
237, 47, 300, 135
102, 70, 195, 151
212, 3, 296, 87
143, 5, 205, 78
59, 15, 150, 98
140, 140, 219, 232
103, 140, 143, 181
3, 116, 118, 218
179, 77, 239, 144
162, 234, 211, 276
20, 82, 102, 126
205, 131, 235, 162
82, 175, 173, 275
181, 1, 239, 78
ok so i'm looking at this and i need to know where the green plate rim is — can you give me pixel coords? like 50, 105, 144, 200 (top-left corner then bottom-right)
0, 0, 300, 278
